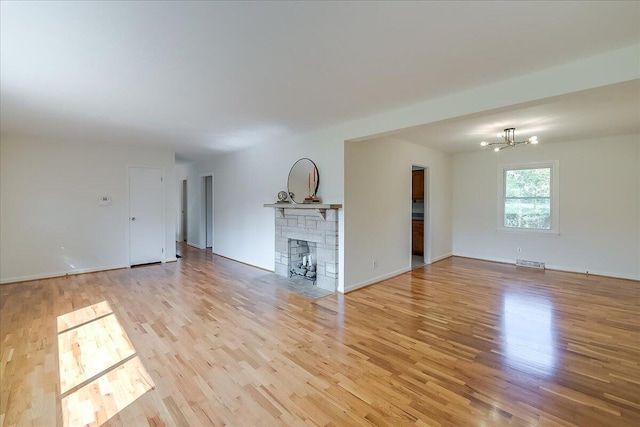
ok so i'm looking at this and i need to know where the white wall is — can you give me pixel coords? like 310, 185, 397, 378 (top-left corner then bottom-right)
180, 46, 637, 293
175, 163, 188, 242
184, 133, 345, 283
1, 46, 636, 288
452, 134, 640, 280
0, 135, 176, 283
344, 137, 452, 292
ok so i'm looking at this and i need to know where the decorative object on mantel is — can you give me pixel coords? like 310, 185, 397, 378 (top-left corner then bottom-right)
287, 158, 321, 204
303, 194, 321, 204
276, 190, 290, 204
480, 127, 539, 152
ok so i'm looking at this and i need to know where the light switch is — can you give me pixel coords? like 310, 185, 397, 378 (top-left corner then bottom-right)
98, 196, 111, 206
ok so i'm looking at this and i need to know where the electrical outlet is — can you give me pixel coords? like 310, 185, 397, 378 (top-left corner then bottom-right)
373, 260, 377, 269
517, 247, 522, 253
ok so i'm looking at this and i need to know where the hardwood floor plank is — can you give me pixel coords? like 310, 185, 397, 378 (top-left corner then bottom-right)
1, 244, 639, 426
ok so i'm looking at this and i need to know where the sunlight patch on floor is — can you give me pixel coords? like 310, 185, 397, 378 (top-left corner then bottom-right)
57, 300, 113, 333
57, 301, 154, 427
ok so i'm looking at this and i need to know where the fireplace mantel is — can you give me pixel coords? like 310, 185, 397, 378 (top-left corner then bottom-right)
264, 203, 342, 220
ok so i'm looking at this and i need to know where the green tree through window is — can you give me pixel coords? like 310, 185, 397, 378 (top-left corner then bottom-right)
504, 167, 551, 229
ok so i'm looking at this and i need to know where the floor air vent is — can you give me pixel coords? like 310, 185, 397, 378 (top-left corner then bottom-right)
516, 259, 545, 269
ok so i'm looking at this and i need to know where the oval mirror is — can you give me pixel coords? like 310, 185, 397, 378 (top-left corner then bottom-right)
287, 158, 319, 204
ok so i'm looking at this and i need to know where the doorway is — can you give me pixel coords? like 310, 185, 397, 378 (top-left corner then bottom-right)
129, 166, 164, 266
201, 174, 213, 251
411, 166, 428, 269
181, 179, 187, 242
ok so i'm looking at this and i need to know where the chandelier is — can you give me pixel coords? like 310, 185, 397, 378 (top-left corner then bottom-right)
480, 127, 538, 152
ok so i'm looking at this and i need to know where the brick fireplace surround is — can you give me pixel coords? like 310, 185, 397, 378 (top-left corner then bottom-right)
264, 204, 341, 292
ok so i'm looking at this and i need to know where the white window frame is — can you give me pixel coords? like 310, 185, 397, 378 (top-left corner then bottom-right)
497, 161, 559, 234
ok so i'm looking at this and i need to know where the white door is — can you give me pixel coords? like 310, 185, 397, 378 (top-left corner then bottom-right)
129, 167, 164, 265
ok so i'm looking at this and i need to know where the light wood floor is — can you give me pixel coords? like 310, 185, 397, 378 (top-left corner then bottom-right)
1, 244, 639, 426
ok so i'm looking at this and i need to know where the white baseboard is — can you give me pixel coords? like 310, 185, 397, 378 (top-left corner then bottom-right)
164, 258, 178, 263
452, 253, 640, 281
543, 265, 639, 281
430, 253, 453, 263
453, 254, 513, 265
344, 267, 411, 293
186, 241, 201, 249
212, 251, 274, 272
1, 264, 128, 285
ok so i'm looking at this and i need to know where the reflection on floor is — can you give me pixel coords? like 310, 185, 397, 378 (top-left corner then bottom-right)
256, 273, 333, 299
503, 293, 556, 376
411, 254, 425, 269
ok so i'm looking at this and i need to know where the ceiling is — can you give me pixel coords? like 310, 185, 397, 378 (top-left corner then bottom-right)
1, 1, 639, 162
388, 79, 640, 153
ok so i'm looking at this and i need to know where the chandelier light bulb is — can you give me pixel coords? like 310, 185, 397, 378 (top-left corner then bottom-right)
480, 127, 537, 152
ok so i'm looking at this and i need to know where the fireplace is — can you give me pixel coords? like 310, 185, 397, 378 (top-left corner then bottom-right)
266, 204, 341, 292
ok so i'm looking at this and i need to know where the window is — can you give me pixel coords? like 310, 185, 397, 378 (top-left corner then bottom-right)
498, 162, 559, 233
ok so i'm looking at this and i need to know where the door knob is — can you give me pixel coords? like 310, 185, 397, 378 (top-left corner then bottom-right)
131, 217, 136, 221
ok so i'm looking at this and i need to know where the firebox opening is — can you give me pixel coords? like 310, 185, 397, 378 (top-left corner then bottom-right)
289, 239, 318, 285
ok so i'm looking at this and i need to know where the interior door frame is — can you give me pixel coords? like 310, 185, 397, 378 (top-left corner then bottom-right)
181, 179, 188, 242
200, 172, 214, 252
410, 165, 431, 267
127, 165, 166, 266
